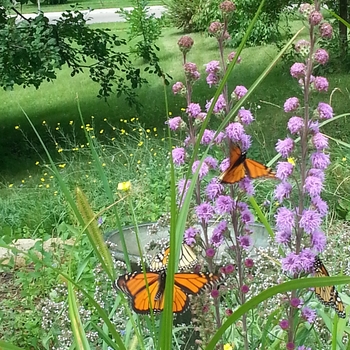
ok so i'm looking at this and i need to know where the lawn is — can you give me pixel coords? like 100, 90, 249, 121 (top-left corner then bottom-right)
16, 0, 163, 14
1, 21, 350, 180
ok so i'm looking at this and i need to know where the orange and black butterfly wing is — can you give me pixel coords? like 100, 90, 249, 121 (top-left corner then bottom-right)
313, 256, 346, 318
115, 272, 162, 314
243, 158, 276, 180
219, 145, 246, 184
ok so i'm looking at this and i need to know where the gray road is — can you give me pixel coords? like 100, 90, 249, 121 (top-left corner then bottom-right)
20, 5, 166, 23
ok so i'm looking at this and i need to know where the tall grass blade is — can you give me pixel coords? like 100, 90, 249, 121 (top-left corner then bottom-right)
67, 280, 91, 349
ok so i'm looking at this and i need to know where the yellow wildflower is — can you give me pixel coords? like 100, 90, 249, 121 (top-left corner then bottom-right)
35, 161, 39, 165
69, 120, 73, 125
58, 148, 63, 153
58, 164, 66, 168
100, 129, 104, 134
9, 184, 13, 188
15, 125, 20, 129
168, 112, 172, 116
287, 157, 296, 166
42, 120, 46, 125
223, 344, 233, 350
138, 141, 144, 147
104, 118, 107, 121
41, 178, 45, 182
117, 181, 131, 192
342, 157, 347, 162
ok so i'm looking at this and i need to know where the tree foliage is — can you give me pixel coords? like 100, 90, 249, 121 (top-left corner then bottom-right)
0, 2, 151, 106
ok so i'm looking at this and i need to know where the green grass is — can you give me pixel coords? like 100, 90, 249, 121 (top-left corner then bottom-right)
2, 21, 350, 180
16, 0, 162, 14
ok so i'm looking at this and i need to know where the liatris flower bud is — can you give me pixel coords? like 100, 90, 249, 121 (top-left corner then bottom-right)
309, 10, 323, 26
290, 62, 306, 78
177, 35, 194, 54
172, 81, 185, 95
313, 49, 329, 65
299, 3, 313, 16
295, 40, 310, 56
219, 0, 236, 13
228, 51, 241, 63
279, 319, 289, 330
208, 21, 223, 35
320, 22, 333, 39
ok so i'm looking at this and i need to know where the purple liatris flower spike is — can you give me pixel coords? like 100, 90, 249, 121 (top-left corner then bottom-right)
275, 207, 295, 231
313, 76, 328, 92
219, 157, 230, 172
301, 307, 316, 323
311, 230, 327, 252
215, 195, 234, 214
195, 202, 215, 223
172, 147, 186, 166
276, 138, 294, 157
304, 176, 323, 196
226, 122, 245, 142
290, 63, 306, 78
213, 131, 225, 145
238, 108, 254, 125
239, 177, 254, 195
172, 81, 185, 94
314, 49, 329, 65
275, 229, 292, 244
320, 22, 333, 39
204, 156, 218, 169
316, 102, 333, 119
310, 152, 330, 170
233, 85, 248, 99
167, 116, 184, 131
205, 94, 226, 114
206, 73, 219, 87
241, 209, 254, 224
186, 103, 201, 118
311, 195, 328, 217
192, 160, 209, 180
312, 133, 328, 150
201, 129, 215, 145
274, 181, 292, 202
205, 60, 221, 74
299, 209, 321, 234
287, 116, 304, 134
210, 220, 227, 247
238, 235, 253, 250
184, 227, 199, 245
308, 168, 325, 181
205, 179, 224, 200
284, 97, 300, 112
299, 248, 315, 271
276, 162, 294, 180
281, 252, 302, 274
279, 319, 289, 330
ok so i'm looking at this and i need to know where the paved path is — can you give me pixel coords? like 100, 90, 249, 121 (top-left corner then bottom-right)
20, 5, 166, 23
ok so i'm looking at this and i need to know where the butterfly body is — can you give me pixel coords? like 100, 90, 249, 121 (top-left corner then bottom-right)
114, 271, 222, 314
313, 256, 346, 318
219, 145, 275, 184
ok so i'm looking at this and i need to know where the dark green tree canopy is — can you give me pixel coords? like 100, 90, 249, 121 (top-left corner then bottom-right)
0, 2, 147, 105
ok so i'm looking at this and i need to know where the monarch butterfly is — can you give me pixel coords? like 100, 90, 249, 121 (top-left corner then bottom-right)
219, 145, 275, 184
150, 242, 198, 271
114, 271, 222, 314
313, 256, 346, 318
